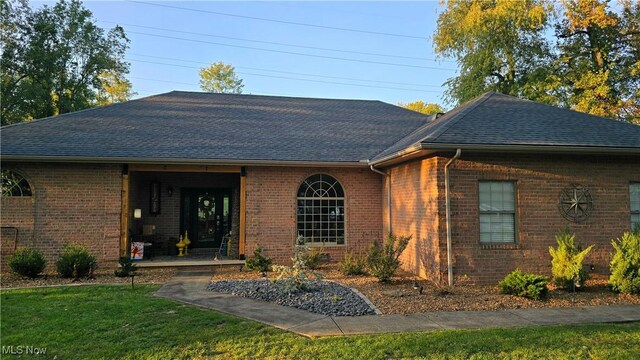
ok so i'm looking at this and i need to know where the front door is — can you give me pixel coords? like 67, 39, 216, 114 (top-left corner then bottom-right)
180, 189, 231, 248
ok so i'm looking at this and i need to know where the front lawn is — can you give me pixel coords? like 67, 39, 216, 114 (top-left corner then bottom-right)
1, 285, 639, 359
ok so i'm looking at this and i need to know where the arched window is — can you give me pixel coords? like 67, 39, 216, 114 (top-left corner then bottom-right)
297, 174, 345, 245
1, 170, 32, 197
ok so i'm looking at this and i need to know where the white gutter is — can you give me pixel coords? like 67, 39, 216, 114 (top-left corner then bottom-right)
370, 165, 392, 234
445, 149, 462, 287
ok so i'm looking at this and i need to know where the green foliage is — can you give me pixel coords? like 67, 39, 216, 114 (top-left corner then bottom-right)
549, 230, 594, 290
499, 269, 548, 300
366, 233, 411, 283
1, 0, 131, 125
397, 101, 445, 115
301, 246, 326, 270
198, 61, 244, 94
9, 248, 46, 278
114, 256, 137, 278
433, 0, 640, 123
56, 244, 97, 279
339, 252, 367, 276
271, 239, 322, 293
609, 230, 640, 294
434, 0, 556, 106
244, 245, 272, 273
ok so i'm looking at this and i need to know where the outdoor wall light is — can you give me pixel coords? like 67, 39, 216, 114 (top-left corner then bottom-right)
134, 208, 142, 219
167, 186, 174, 197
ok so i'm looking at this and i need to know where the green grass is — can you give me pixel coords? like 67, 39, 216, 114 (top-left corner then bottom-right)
1, 285, 639, 359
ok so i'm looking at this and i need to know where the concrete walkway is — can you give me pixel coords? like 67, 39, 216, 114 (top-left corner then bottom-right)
154, 270, 640, 338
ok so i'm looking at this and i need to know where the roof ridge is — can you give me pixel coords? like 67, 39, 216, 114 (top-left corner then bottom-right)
170, 90, 384, 103
426, 91, 495, 143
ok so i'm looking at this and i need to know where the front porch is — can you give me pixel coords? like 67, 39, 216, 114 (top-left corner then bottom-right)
120, 164, 247, 264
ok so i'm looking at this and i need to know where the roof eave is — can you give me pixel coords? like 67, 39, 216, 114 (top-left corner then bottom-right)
370, 143, 640, 167
1, 155, 370, 168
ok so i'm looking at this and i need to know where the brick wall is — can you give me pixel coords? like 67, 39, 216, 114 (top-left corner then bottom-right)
386, 157, 445, 282
446, 153, 640, 284
385, 153, 640, 284
1, 162, 122, 270
245, 166, 383, 264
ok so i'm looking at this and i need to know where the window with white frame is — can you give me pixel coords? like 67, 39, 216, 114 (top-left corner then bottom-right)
631, 183, 640, 231
479, 181, 516, 243
297, 174, 345, 245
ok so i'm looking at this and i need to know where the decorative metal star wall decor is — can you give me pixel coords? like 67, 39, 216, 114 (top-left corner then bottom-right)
558, 184, 593, 222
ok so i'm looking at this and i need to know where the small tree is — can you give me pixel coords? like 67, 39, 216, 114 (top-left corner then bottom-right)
199, 62, 244, 94
609, 230, 640, 294
271, 236, 322, 293
549, 230, 593, 291
366, 233, 411, 283
244, 245, 272, 273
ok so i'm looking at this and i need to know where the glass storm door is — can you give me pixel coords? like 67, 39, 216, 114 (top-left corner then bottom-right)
181, 189, 231, 248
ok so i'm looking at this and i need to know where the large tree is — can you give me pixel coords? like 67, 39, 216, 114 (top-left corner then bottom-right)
199, 62, 244, 94
434, 0, 640, 123
556, 0, 640, 122
1, 0, 131, 126
434, 0, 557, 106
397, 101, 445, 115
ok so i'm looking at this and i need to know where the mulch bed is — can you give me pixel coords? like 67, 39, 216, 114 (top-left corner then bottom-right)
0, 268, 176, 289
211, 265, 640, 314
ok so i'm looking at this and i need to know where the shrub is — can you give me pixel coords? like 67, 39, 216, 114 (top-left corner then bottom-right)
301, 246, 326, 270
56, 244, 97, 279
499, 270, 548, 300
339, 252, 366, 275
272, 238, 322, 293
244, 245, 272, 273
549, 230, 594, 290
609, 230, 640, 294
9, 248, 46, 278
114, 256, 137, 277
366, 233, 411, 283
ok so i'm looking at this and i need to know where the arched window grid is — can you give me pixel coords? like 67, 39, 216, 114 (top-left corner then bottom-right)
1, 170, 33, 197
296, 174, 345, 245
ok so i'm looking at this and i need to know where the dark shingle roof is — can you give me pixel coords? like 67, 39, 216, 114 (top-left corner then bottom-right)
372, 92, 640, 162
3, 91, 639, 165
1, 91, 431, 163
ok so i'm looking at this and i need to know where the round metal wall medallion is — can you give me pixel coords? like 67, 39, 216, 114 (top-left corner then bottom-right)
558, 184, 593, 222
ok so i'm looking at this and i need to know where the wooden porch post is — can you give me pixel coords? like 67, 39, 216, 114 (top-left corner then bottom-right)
120, 170, 130, 257
239, 167, 246, 258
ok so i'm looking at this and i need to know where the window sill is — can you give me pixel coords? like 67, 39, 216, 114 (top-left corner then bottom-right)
480, 243, 520, 250
305, 243, 345, 248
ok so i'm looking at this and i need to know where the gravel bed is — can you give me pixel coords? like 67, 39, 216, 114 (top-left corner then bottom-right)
207, 279, 376, 316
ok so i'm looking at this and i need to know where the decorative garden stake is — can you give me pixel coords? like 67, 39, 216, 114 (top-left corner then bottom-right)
182, 231, 191, 255
176, 236, 186, 257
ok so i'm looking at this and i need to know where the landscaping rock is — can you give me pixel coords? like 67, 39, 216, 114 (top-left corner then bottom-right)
207, 279, 376, 316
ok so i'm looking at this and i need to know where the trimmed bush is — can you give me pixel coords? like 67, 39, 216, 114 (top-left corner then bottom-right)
499, 270, 548, 300
339, 252, 366, 275
609, 230, 640, 294
56, 244, 97, 279
9, 248, 46, 278
301, 246, 326, 270
366, 233, 411, 283
244, 245, 272, 273
114, 256, 137, 277
549, 229, 593, 290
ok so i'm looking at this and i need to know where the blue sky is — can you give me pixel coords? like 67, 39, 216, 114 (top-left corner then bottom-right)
35, 1, 458, 107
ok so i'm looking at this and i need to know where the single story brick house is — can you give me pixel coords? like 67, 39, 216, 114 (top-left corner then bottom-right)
2, 91, 639, 284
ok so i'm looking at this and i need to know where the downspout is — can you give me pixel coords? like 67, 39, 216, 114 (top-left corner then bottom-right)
369, 165, 392, 234
445, 149, 462, 287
